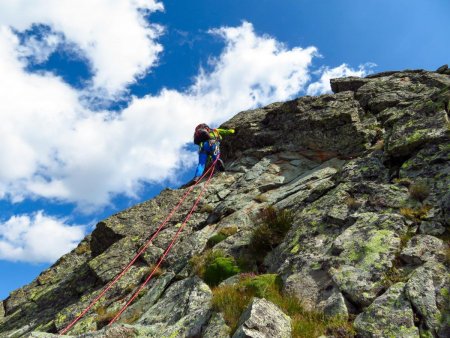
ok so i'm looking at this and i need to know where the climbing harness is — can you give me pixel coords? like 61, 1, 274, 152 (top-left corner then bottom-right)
59, 158, 219, 334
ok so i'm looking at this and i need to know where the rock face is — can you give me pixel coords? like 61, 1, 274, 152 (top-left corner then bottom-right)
1, 68, 449, 338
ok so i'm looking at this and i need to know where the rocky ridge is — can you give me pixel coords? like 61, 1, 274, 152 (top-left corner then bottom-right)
1, 66, 449, 337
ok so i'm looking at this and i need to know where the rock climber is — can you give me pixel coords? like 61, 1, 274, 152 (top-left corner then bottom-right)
192, 123, 235, 183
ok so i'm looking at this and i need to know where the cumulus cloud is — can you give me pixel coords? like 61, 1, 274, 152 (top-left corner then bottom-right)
306, 63, 372, 96
0, 0, 164, 95
0, 212, 85, 263
0, 21, 320, 209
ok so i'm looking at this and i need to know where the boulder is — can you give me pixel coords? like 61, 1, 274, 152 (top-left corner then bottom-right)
436, 64, 448, 74
405, 262, 450, 337
400, 235, 447, 265
419, 221, 446, 236
138, 277, 212, 337
330, 213, 406, 306
203, 312, 231, 338
354, 283, 419, 337
232, 298, 291, 338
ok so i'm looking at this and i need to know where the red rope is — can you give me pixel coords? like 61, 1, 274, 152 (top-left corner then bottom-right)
59, 165, 215, 335
108, 158, 218, 324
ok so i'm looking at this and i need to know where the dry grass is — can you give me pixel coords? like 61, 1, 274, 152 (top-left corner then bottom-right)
372, 139, 385, 150
94, 306, 119, 328
199, 203, 214, 213
74, 242, 90, 255
408, 181, 430, 203
249, 207, 294, 261
400, 205, 432, 221
254, 194, 269, 203
345, 197, 362, 210
393, 177, 413, 188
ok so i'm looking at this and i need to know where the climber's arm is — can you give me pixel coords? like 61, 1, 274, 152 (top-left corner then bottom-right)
216, 128, 235, 136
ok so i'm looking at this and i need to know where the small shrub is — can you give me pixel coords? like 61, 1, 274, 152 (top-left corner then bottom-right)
400, 205, 432, 221
191, 250, 240, 286
75, 242, 90, 255
382, 263, 408, 287
204, 256, 241, 287
409, 181, 430, 203
344, 197, 362, 210
249, 207, 294, 260
220, 225, 238, 237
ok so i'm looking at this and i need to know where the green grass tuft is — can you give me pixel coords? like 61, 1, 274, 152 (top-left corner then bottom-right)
190, 250, 241, 287
212, 274, 354, 337
204, 256, 241, 287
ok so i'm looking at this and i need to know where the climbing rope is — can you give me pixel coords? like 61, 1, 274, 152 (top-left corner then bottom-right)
59, 161, 218, 335
109, 157, 218, 324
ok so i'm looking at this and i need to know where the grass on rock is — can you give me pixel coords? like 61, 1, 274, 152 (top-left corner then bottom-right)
212, 274, 354, 337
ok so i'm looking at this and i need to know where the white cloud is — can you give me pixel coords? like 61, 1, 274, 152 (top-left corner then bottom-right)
0, 0, 164, 95
0, 21, 320, 210
0, 212, 85, 263
306, 63, 372, 96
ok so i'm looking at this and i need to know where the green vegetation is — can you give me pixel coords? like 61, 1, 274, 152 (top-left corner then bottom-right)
207, 233, 228, 248
249, 207, 294, 263
399, 205, 432, 222
393, 177, 413, 188
212, 274, 354, 337
204, 256, 241, 287
94, 306, 118, 329
408, 181, 430, 203
206, 226, 238, 248
190, 250, 241, 287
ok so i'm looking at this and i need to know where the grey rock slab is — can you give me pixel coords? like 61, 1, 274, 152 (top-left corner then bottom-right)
400, 235, 447, 265
354, 283, 419, 338
203, 312, 231, 338
88, 237, 140, 283
405, 262, 450, 337
331, 265, 384, 307
330, 76, 369, 93
232, 298, 291, 338
385, 110, 449, 157
138, 277, 212, 337
283, 271, 320, 311
320, 289, 349, 319
419, 221, 446, 236
0, 301, 4, 318
118, 272, 175, 324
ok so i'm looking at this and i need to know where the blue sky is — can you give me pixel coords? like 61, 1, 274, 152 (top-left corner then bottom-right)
0, 0, 449, 300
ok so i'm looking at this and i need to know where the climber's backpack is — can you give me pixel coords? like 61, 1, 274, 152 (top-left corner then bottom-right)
194, 124, 211, 145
